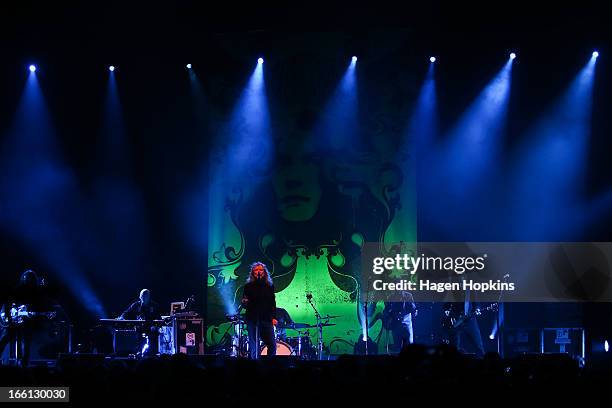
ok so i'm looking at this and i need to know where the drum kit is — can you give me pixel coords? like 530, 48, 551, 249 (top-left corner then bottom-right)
225, 314, 340, 360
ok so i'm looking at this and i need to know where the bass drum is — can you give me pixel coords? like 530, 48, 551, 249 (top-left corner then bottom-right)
260, 340, 293, 356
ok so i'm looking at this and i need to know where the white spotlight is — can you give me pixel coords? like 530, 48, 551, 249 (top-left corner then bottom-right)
592, 51, 599, 59
258, 57, 264, 64
109, 65, 115, 72
186, 63, 192, 69
510, 52, 517, 60
430, 56, 436, 63
29, 64, 37, 73
352, 56, 358, 63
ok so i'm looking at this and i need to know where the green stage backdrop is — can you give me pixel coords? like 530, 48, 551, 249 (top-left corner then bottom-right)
206, 52, 416, 354
206, 120, 416, 354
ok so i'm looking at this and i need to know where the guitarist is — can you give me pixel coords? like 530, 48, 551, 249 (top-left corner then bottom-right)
442, 286, 485, 358
372, 291, 418, 353
0, 270, 53, 367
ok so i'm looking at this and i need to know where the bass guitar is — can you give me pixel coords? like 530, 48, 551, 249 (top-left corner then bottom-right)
442, 303, 498, 330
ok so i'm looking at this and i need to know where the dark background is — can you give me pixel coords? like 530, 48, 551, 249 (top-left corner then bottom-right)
0, 1, 611, 349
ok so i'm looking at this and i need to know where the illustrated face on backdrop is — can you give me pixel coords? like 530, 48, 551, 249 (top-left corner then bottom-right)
273, 150, 322, 222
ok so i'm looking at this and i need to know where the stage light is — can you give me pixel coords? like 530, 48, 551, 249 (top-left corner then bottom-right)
605, 340, 609, 352
430, 56, 436, 63
28, 64, 36, 73
592, 51, 599, 59
510, 52, 516, 60
186, 63, 192, 69
352, 56, 358, 63
109, 65, 115, 72
489, 333, 495, 340
258, 57, 264, 64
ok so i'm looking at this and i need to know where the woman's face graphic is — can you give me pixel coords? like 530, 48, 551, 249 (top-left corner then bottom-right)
273, 151, 322, 222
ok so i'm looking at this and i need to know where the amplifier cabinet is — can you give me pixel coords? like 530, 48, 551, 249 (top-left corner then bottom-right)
172, 318, 204, 355
541, 328, 585, 360
503, 328, 541, 358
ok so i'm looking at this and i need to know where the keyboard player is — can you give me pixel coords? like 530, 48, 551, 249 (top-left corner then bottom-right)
118, 289, 161, 356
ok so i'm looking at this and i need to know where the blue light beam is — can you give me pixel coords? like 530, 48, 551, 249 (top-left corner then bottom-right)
314, 57, 358, 150
87, 66, 150, 290
222, 58, 272, 180
443, 58, 513, 194
205, 60, 272, 313
0, 72, 106, 317
408, 62, 438, 154
418, 58, 513, 240
509, 55, 597, 240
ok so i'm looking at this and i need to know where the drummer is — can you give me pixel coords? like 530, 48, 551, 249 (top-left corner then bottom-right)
274, 307, 294, 339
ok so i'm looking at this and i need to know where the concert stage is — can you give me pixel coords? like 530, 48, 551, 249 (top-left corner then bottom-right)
2, 2, 612, 402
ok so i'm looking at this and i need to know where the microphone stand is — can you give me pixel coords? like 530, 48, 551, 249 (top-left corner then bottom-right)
364, 299, 369, 356
184, 295, 195, 311
307, 295, 324, 360
224, 304, 246, 357
363, 281, 372, 356
496, 274, 509, 357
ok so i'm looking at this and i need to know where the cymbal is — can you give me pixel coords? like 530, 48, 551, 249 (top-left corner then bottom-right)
281, 322, 337, 329
284, 323, 312, 329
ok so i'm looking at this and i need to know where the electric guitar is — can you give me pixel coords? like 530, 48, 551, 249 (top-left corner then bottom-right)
1, 304, 57, 326
370, 302, 417, 330
442, 303, 498, 330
